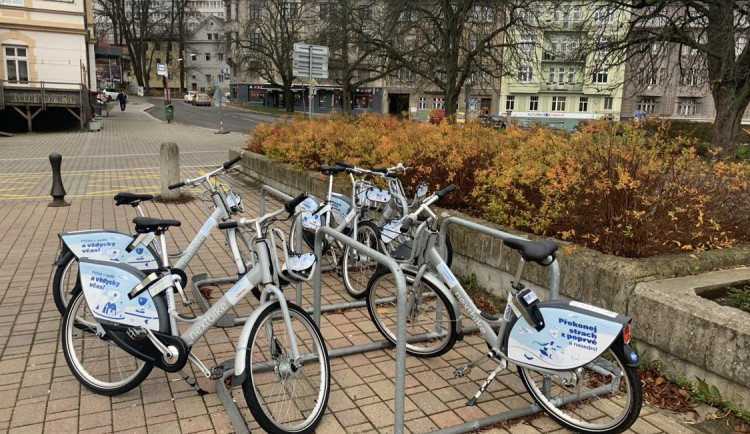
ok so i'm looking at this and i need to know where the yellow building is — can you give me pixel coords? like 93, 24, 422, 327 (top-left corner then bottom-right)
0, 0, 96, 130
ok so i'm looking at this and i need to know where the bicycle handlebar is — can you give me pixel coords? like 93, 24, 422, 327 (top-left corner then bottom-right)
168, 181, 185, 190
400, 217, 414, 233
284, 192, 309, 214
172, 156, 243, 189
436, 184, 457, 199
335, 161, 354, 169
223, 155, 243, 169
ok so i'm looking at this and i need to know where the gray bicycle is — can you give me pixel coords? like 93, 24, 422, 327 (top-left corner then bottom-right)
61, 193, 330, 434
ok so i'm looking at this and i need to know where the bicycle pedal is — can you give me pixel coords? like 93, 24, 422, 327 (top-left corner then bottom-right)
453, 366, 471, 378
209, 365, 225, 380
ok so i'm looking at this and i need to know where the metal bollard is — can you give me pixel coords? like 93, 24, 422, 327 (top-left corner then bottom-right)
160, 142, 181, 200
48, 153, 70, 207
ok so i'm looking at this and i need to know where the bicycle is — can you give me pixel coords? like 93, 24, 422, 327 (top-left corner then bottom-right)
52, 156, 252, 315
61, 193, 330, 434
365, 185, 642, 433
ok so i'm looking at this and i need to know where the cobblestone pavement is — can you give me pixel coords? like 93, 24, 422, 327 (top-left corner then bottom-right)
0, 107, 701, 433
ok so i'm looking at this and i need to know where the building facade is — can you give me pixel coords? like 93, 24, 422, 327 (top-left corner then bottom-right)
0, 0, 96, 130
185, 16, 230, 92
499, 4, 629, 130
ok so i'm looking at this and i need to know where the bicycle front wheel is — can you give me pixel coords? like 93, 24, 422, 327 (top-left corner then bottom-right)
366, 267, 457, 357
518, 347, 642, 434
61, 291, 153, 395
242, 302, 330, 434
342, 221, 382, 299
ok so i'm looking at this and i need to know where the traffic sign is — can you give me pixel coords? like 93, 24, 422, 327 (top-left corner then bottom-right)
293, 43, 329, 79
157, 63, 167, 76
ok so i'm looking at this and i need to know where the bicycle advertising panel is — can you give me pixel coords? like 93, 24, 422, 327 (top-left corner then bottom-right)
78, 260, 161, 330
505, 301, 627, 370
60, 230, 160, 270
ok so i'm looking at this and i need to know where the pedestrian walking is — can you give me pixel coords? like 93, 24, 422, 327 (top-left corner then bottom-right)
117, 93, 127, 111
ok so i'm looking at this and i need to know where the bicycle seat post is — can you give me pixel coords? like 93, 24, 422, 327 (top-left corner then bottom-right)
511, 258, 526, 292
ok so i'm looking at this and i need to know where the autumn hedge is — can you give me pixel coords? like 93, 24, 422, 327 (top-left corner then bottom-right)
247, 115, 750, 258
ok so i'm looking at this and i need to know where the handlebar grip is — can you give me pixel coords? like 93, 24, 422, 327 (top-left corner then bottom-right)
223, 155, 243, 169
285, 192, 309, 214
400, 217, 414, 233
218, 221, 238, 230
335, 161, 354, 169
373, 167, 388, 174
168, 181, 185, 190
436, 184, 457, 199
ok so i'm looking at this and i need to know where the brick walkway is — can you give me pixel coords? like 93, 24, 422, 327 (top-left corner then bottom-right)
0, 107, 699, 433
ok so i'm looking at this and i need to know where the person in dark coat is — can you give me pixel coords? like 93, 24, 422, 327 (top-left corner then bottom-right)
117, 93, 127, 111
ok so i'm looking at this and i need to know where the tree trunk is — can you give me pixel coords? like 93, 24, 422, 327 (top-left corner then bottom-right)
711, 86, 749, 159
342, 83, 352, 115
444, 85, 459, 119
283, 83, 294, 112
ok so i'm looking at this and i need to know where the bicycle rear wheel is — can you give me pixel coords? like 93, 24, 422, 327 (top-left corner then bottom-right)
518, 347, 642, 433
342, 221, 382, 299
61, 291, 153, 395
242, 302, 330, 434
366, 267, 457, 357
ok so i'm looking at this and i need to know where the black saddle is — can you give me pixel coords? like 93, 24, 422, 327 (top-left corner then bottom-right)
133, 217, 181, 234
504, 238, 558, 265
319, 165, 347, 176
115, 192, 154, 206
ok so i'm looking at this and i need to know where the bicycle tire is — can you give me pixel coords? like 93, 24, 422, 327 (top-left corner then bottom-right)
366, 267, 457, 358
242, 302, 330, 434
289, 213, 328, 254
518, 346, 642, 433
342, 220, 382, 299
61, 291, 154, 396
53, 251, 80, 315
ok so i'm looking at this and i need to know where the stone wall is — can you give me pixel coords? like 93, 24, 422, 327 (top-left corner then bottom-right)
230, 148, 750, 408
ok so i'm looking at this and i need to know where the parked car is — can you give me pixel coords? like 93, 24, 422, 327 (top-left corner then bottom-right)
192, 93, 212, 106
184, 91, 198, 103
100, 88, 121, 101
481, 115, 505, 129
515, 120, 533, 130
546, 122, 567, 132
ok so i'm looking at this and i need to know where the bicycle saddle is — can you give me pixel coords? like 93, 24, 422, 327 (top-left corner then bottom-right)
133, 217, 181, 234
319, 165, 347, 176
114, 192, 154, 206
504, 238, 558, 265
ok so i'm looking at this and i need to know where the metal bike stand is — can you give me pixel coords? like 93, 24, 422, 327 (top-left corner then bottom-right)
313, 226, 410, 433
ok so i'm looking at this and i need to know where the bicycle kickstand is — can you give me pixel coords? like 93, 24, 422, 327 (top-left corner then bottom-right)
466, 359, 507, 406
453, 350, 495, 378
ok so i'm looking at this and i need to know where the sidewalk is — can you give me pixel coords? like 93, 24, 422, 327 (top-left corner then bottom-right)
0, 108, 702, 433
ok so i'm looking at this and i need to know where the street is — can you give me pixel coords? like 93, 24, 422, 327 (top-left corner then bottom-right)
145, 97, 282, 133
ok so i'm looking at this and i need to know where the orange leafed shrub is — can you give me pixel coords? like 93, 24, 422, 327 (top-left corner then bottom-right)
248, 115, 750, 257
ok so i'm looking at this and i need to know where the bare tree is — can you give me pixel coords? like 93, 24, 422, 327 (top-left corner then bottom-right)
229, 0, 315, 112
379, 0, 539, 118
314, 0, 401, 114
584, 0, 750, 159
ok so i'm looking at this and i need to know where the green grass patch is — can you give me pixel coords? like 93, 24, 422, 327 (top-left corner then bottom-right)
737, 144, 750, 160
728, 285, 750, 312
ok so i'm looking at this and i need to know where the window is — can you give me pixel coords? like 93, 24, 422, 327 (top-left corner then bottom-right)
529, 96, 539, 111
578, 97, 588, 112
737, 36, 748, 59
603, 97, 614, 110
554, 7, 571, 28
637, 97, 656, 113
319, 93, 327, 108
396, 68, 413, 82
208, 33, 212, 40
418, 97, 426, 110
250, 4, 261, 20
645, 69, 663, 86
551, 96, 566, 111
567, 67, 575, 84
679, 69, 700, 86
594, 6, 614, 26
519, 34, 535, 53
4, 46, 29, 83
320, 2, 329, 19
471, 6, 493, 22
205, 74, 212, 83
571, 6, 581, 21
1, 0, 23, 5
505, 95, 515, 110
592, 69, 608, 84
205, 52, 211, 61
359, 5, 372, 20
218, 53, 224, 61
251, 32, 262, 46
433, 97, 444, 110
282, 1, 299, 19
680, 44, 698, 57
190, 53, 197, 61
676, 97, 698, 116
517, 66, 533, 83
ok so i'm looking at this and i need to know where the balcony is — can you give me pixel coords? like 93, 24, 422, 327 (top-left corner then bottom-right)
541, 52, 585, 63
540, 82, 583, 93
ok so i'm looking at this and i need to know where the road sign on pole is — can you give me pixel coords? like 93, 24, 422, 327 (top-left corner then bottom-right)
293, 43, 329, 119
157, 63, 167, 76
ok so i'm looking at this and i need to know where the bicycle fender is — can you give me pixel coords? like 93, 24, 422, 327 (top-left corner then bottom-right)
501, 300, 631, 371
411, 268, 464, 336
59, 230, 162, 270
232, 299, 278, 384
